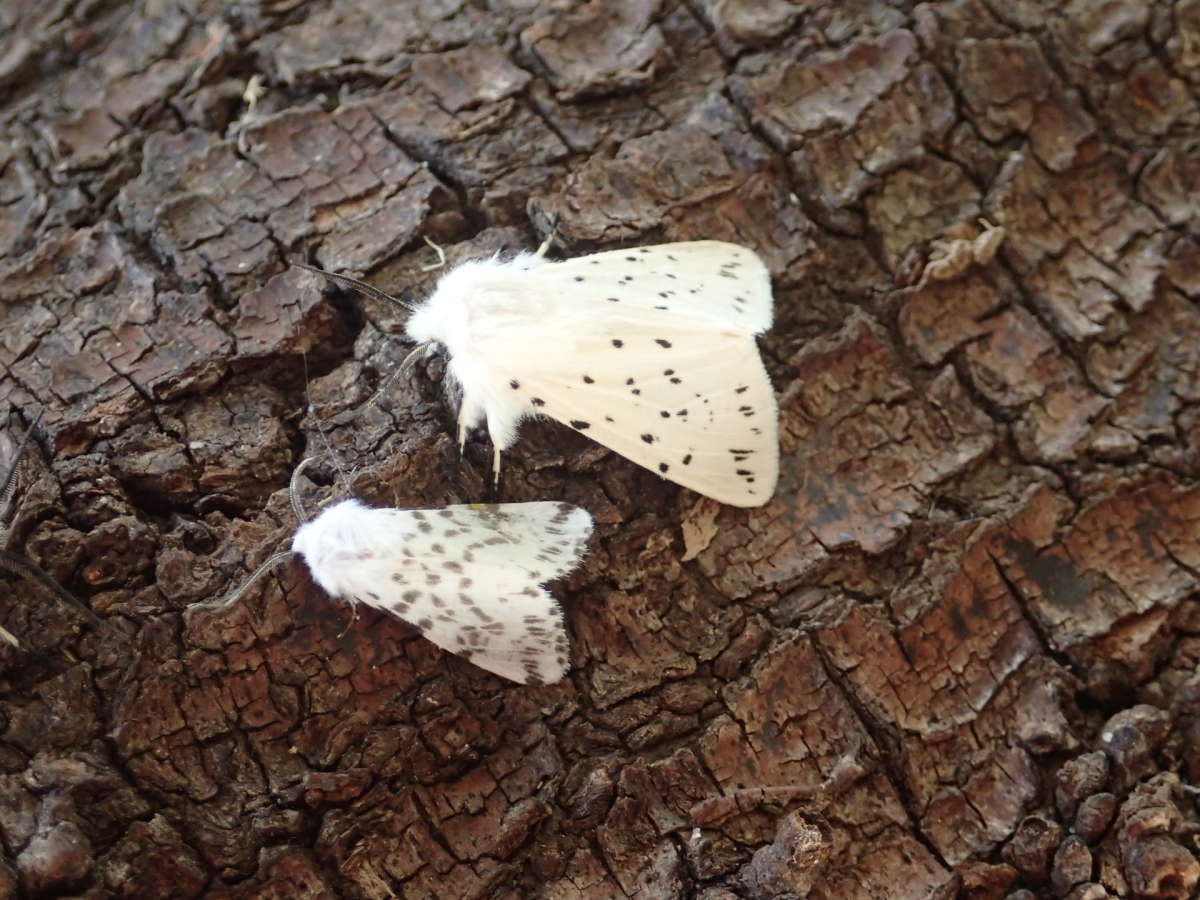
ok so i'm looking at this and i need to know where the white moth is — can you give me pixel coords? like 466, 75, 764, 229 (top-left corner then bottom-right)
300, 239, 779, 507
211, 464, 593, 685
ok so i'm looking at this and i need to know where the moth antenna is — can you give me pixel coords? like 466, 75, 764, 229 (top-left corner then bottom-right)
289, 456, 320, 524
217, 549, 297, 609
400, 340, 438, 377
294, 263, 416, 313
205, 459, 314, 611
301, 352, 347, 485
420, 236, 446, 272
0, 407, 44, 524
0, 549, 106, 631
360, 340, 436, 412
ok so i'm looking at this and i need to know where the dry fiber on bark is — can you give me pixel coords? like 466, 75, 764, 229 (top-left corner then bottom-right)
1, 0, 1199, 898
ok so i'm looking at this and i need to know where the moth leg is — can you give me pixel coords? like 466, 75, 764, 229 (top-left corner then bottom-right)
421, 236, 446, 273
457, 392, 486, 455
0, 623, 18, 648
338, 598, 360, 638
483, 410, 515, 487
534, 212, 560, 259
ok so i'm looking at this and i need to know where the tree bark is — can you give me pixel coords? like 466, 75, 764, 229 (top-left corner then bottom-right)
1, 0, 1199, 898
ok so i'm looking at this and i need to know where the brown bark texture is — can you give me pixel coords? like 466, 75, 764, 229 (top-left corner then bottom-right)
1, 0, 1199, 898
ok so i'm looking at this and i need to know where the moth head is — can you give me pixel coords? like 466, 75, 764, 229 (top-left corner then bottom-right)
402, 302, 440, 346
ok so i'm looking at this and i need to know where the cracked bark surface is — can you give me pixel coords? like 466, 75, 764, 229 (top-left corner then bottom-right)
1, 0, 1199, 898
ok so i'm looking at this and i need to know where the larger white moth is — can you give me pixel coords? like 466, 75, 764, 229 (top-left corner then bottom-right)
300, 240, 779, 507
211, 469, 593, 684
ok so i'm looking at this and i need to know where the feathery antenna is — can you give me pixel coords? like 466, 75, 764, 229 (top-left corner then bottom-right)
294, 263, 416, 313
209, 456, 319, 609
0, 408, 43, 525
212, 549, 297, 610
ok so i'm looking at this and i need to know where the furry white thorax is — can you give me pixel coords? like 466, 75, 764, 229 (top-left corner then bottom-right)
290, 499, 377, 600
404, 252, 548, 451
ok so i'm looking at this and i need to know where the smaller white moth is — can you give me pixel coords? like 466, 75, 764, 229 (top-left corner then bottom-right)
299, 237, 779, 507
212, 462, 593, 685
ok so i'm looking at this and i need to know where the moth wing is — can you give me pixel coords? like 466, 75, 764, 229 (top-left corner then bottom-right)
331, 503, 592, 684
543, 241, 773, 333
486, 311, 778, 506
